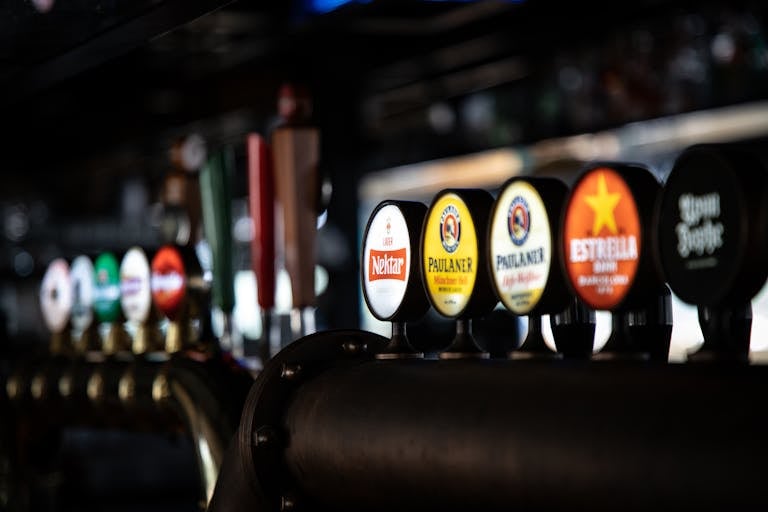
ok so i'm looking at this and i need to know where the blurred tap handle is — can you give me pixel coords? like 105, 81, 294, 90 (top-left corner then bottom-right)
40, 258, 75, 356
167, 133, 208, 246
277, 82, 313, 127
272, 83, 320, 312
199, 148, 236, 315
247, 134, 275, 311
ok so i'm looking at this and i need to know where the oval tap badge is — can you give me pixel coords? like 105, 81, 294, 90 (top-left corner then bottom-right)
93, 252, 121, 323
151, 245, 187, 320
657, 145, 768, 305
40, 258, 73, 334
423, 193, 478, 317
120, 247, 152, 324
490, 181, 550, 314
70, 255, 95, 333
363, 204, 411, 320
563, 168, 641, 310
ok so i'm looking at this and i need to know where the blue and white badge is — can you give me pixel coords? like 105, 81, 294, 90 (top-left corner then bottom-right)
439, 205, 461, 254
508, 196, 531, 246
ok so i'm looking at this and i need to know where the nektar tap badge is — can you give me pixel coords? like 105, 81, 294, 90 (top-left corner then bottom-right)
508, 196, 530, 246
440, 205, 461, 253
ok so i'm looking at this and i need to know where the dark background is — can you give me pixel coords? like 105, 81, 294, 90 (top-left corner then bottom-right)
2, 1, 768, 510
2, 0, 767, 343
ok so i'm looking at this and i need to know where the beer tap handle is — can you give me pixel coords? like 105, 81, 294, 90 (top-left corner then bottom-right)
271, 83, 320, 340
562, 163, 665, 361
40, 258, 74, 356
658, 144, 768, 363
273, 124, 319, 339
120, 247, 163, 356
362, 200, 429, 359
93, 252, 131, 358
690, 302, 752, 363
627, 284, 673, 362
151, 245, 196, 354
593, 309, 635, 360
199, 148, 237, 353
512, 314, 552, 359
247, 134, 277, 360
421, 189, 497, 359
247, 134, 275, 313
550, 298, 596, 358
70, 255, 100, 354
488, 176, 571, 360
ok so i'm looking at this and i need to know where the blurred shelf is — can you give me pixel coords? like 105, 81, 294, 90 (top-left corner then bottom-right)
359, 99, 768, 201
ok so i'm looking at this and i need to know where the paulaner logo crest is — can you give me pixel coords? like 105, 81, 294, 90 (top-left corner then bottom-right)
440, 205, 461, 253
508, 196, 530, 246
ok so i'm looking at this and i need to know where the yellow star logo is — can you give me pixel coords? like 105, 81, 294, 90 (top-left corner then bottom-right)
584, 172, 621, 235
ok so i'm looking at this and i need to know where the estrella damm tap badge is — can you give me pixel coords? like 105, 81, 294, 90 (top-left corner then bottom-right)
363, 204, 411, 319
490, 181, 550, 314
564, 168, 640, 310
423, 193, 478, 317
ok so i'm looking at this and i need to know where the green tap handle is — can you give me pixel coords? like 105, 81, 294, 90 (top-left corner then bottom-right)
199, 148, 235, 313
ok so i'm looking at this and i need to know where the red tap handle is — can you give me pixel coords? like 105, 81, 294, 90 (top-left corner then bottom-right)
247, 134, 275, 310
272, 126, 319, 309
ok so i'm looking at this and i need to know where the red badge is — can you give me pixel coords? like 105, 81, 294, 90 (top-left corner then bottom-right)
368, 248, 407, 282
563, 168, 641, 310
151, 246, 187, 319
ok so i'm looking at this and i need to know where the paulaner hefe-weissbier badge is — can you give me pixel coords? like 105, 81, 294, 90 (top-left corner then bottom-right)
363, 204, 411, 319
490, 180, 551, 314
564, 168, 641, 310
423, 192, 479, 317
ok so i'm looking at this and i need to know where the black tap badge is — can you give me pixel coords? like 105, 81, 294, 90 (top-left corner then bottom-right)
658, 149, 742, 305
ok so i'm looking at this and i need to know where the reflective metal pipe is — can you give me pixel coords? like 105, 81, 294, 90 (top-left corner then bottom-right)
279, 359, 768, 511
